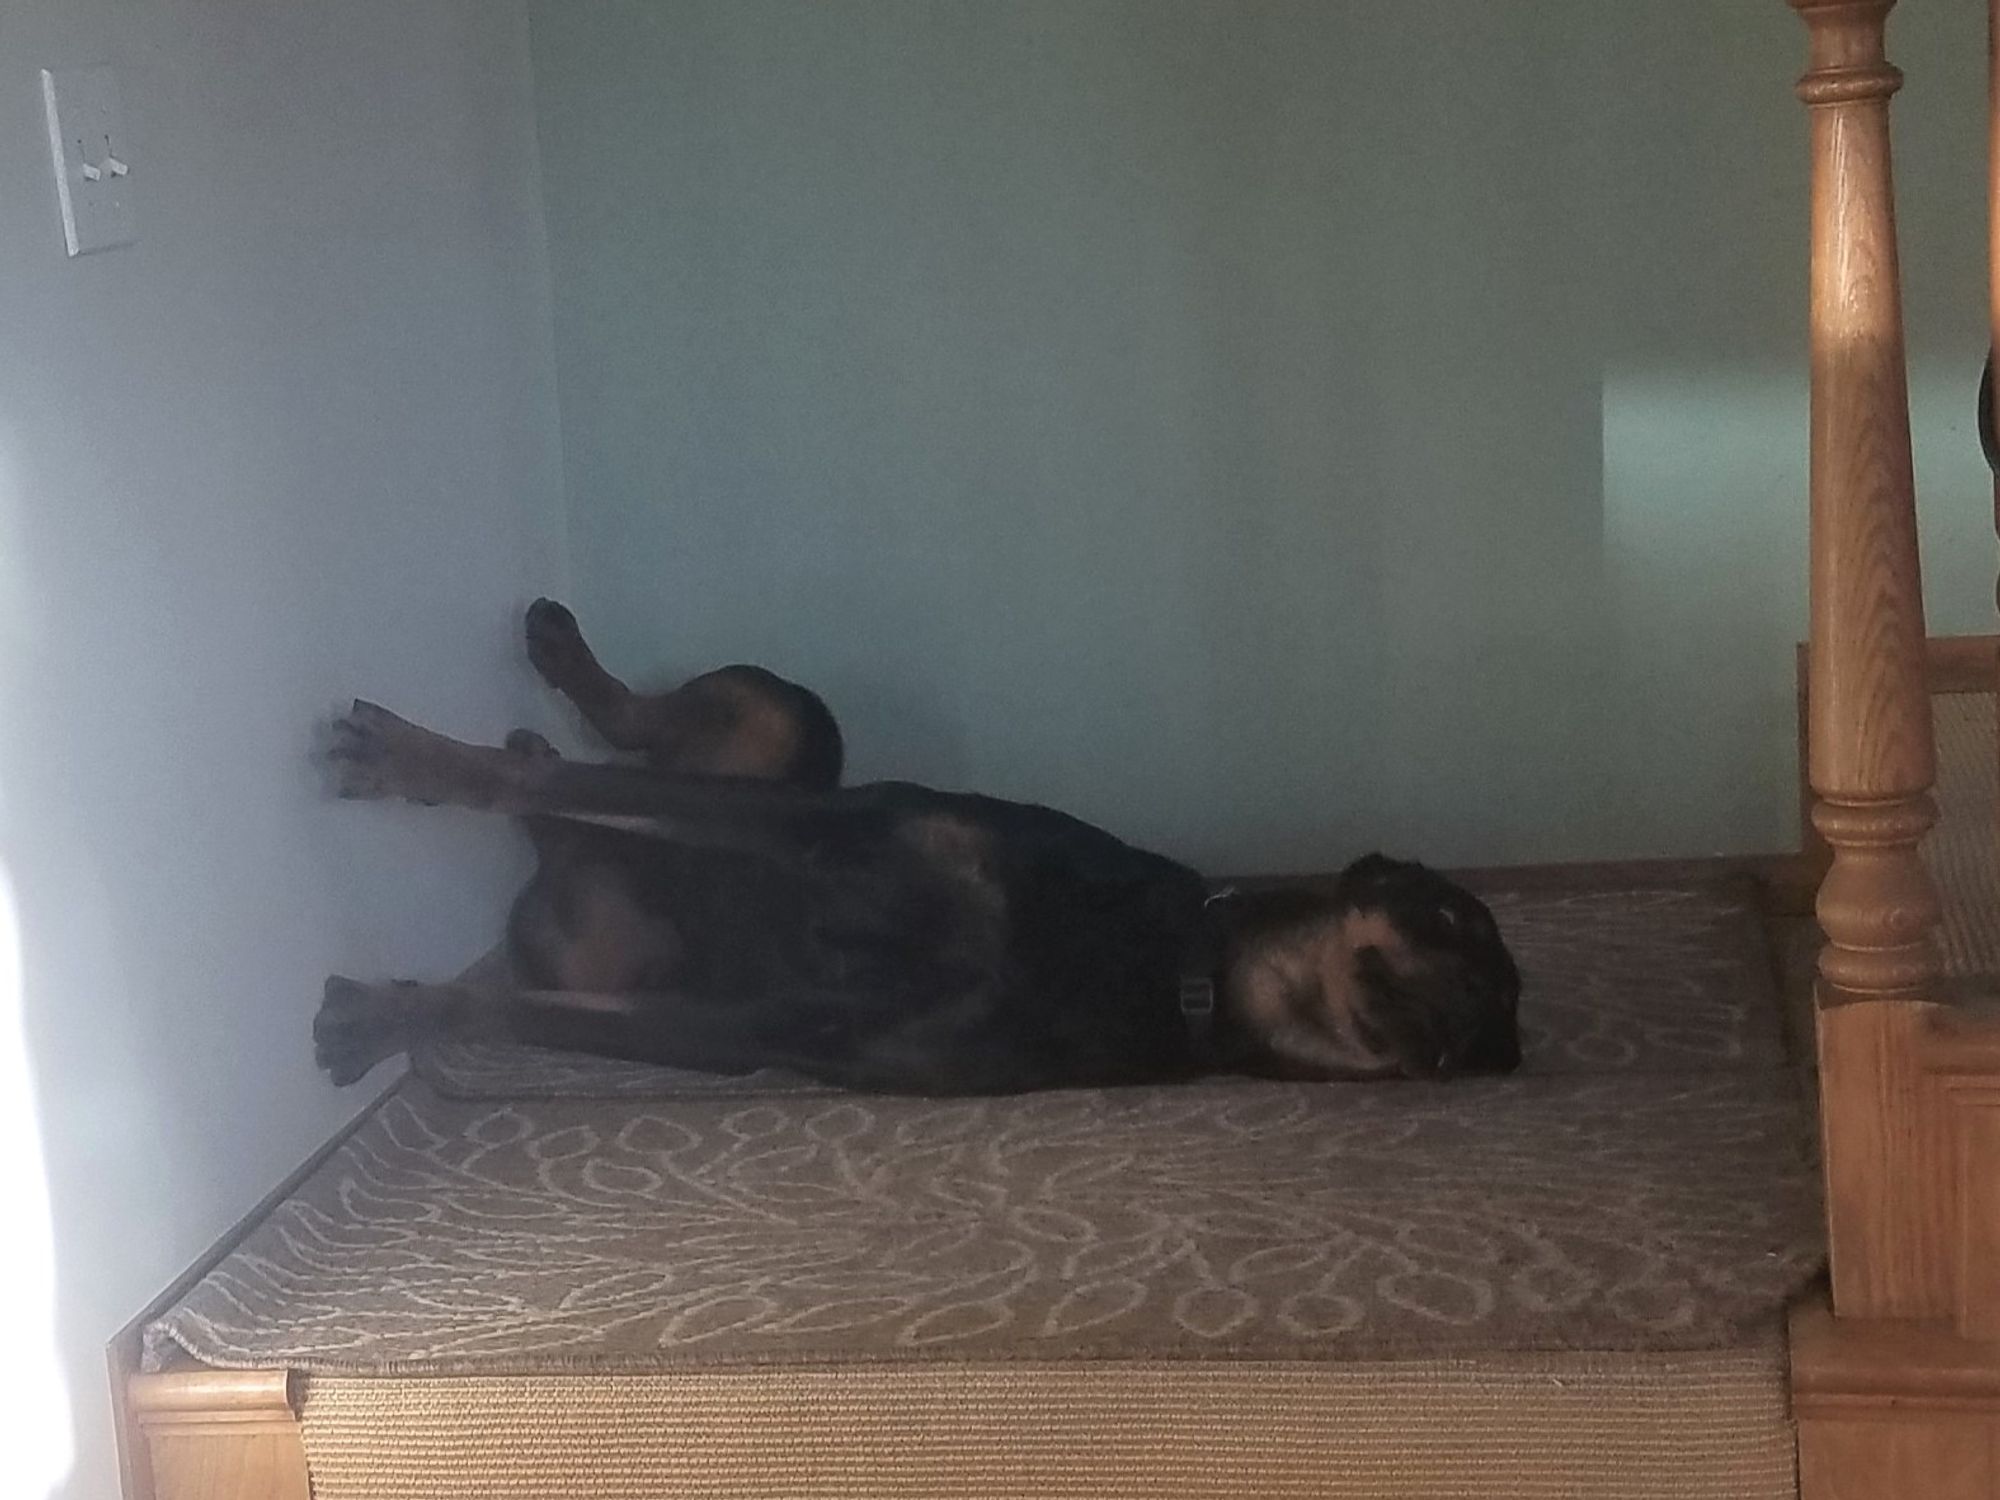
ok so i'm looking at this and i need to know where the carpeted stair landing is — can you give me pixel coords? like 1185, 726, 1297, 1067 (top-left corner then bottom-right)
145, 876, 1823, 1500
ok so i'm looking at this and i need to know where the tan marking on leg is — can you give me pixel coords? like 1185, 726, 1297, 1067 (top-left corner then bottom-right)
551, 869, 683, 992
900, 813, 992, 875
700, 684, 804, 779
517, 989, 642, 1017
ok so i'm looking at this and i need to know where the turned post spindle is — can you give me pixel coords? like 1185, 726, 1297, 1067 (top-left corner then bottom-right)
1787, 0, 1954, 1319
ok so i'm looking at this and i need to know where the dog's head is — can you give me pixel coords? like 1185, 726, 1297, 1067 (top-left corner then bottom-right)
1224, 854, 1521, 1081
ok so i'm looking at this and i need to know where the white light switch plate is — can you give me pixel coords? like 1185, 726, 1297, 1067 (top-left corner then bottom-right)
42, 66, 137, 256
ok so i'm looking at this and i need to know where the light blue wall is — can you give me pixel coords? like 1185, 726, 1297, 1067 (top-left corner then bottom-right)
1, 4, 565, 1494
527, 0, 1994, 873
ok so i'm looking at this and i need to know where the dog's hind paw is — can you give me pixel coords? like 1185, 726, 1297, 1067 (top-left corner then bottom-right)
314, 975, 407, 1086
504, 727, 560, 761
525, 597, 592, 685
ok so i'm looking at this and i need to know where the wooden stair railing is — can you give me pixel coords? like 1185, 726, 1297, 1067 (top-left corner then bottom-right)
1788, 0, 1952, 1319
1784, 4, 2000, 1497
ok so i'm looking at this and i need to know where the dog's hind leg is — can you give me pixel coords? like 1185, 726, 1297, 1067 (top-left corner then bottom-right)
314, 976, 836, 1084
524, 599, 655, 752
312, 977, 486, 1085
526, 598, 843, 787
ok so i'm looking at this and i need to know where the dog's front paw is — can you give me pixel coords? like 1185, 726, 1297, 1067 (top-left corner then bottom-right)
321, 700, 462, 805
525, 597, 592, 684
314, 976, 406, 1086
322, 700, 400, 800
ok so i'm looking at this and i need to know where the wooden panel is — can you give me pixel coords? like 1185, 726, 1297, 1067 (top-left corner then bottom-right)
1817, 1004, 1957, 1316
140, 1431, 310, 1500
1953, 1097, 2000, 1342
1798, 1417, 1995, 1500
1791, 1297, 2000, 1403
1913, 1012, 2000, 1340
1792, 1297, 2000, 1500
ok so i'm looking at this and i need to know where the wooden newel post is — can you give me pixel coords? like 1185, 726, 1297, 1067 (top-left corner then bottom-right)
1788, 0, 1954, 1320
1990, 0, 2000, 599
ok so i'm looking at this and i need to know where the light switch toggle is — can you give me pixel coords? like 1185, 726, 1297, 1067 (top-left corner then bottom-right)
40, 66, 137, 256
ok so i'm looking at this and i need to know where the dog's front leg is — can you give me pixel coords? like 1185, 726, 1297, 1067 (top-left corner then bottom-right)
323, 700, 839, 855
322, 701, 524, 809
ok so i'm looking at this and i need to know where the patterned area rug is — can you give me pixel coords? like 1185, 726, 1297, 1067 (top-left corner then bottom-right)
413, 879, 1786, 1100
144, 1069, 1820, 1375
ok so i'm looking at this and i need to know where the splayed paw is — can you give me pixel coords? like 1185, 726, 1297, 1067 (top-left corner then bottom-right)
320, 700, 469, 806
314, 976, 409, 1086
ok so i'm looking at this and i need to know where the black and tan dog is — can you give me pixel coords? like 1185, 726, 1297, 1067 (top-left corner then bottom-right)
314, 600, 1522, 1096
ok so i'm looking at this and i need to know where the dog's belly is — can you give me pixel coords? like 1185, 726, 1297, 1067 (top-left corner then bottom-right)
510, 787, 1212, 1090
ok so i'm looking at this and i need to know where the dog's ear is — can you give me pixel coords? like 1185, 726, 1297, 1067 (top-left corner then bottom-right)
1335, 852, 1402, 898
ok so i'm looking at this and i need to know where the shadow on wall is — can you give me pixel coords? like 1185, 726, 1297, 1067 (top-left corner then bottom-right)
1603, 356, 1994, 859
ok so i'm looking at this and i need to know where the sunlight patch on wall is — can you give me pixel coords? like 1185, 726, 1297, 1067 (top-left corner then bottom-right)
0, 421, 70, 1500
0, 863, 70, 1499
1600, 359, 1994, 855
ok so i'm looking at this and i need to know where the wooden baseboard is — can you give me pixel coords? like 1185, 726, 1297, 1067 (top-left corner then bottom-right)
1791, 1294, 2000, 1499
126, 1368, 309, 1500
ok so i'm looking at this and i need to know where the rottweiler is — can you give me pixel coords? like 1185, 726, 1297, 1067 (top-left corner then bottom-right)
313, 600, 1521, 1096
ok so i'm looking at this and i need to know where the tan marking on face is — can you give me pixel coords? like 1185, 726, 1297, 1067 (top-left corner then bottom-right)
1225, 907, 1442, 1076
1227, 914, 1390, 1075
1340, 908, 1414, 965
